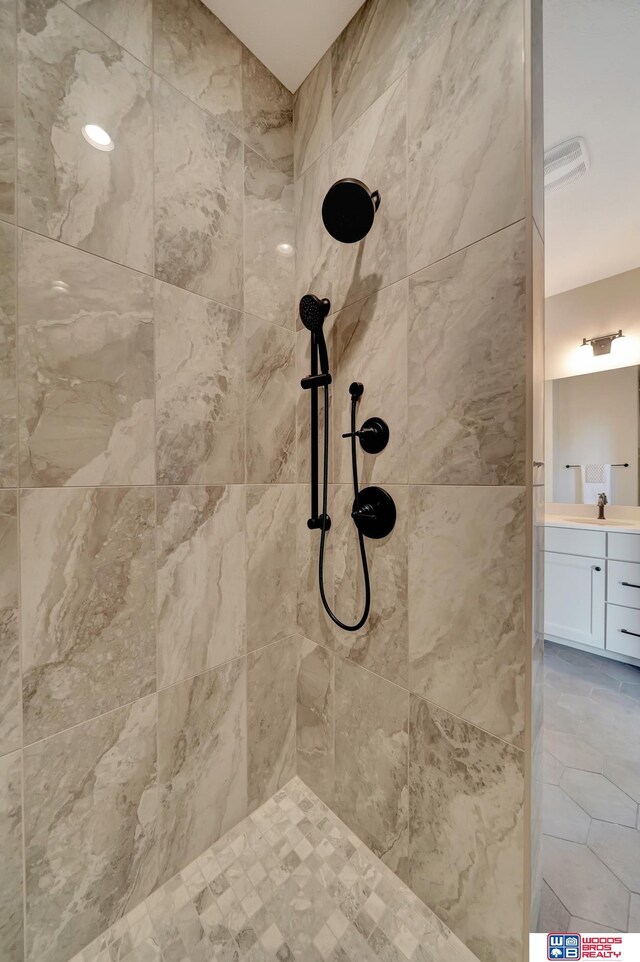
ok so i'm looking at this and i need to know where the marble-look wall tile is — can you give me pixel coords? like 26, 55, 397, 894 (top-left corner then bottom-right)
245, 315, 296, 483
0, 491, 19, 757
0, 750, 22, 962
408, 222, 526, 485
242, 47, 293, 177
407, 0, 473, 63
156, 486, 245, 688
331, 0, 408, 140
334, 657, 409, 878
407, 0, 524, 273
297, 637, 334, 805
20, 486, 155, 744
245, 315, 296, 484
296, 484, 336, 648
24, 696, 158, 962
158, 660, 247, 882
247, 636, 298, 811
409, 696, 524, 962
0, 0, 16, 223
333, 280, 408, 485
17, 0, 153, 273
155, 280, 244, 485
65, 0, 152, 64
295, 147, 335, 309
154, 76, 243, 308
246, 485, 296, 651
332, 485, 408, 686
332, 77, 407, 311
18, 231, 154, 487
409, 485, 525, 746
244, 148, 295, 328
0, 221, 16, 486
294, 51, 331, 179
153, 0, 241, 134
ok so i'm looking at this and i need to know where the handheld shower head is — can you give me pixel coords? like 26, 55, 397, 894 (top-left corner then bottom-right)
299, 294, 331, 376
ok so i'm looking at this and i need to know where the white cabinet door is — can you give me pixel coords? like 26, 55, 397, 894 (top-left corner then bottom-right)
544, 552, 606, 648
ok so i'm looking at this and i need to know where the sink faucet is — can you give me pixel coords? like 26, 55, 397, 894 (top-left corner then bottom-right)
597, 492, 608, 520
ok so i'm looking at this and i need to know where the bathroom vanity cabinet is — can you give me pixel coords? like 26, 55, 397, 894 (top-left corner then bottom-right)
544, 523, 640, 663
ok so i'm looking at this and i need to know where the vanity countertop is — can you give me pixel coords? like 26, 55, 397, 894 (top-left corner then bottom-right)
544, 515, 640, 533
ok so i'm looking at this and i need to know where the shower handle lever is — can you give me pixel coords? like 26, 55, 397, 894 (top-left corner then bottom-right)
341, 416, 389, 454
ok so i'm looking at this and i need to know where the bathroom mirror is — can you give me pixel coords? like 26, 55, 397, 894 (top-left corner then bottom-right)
545, 364, 640, 506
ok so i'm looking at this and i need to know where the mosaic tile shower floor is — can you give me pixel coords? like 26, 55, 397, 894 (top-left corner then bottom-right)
70, 778, 477, 962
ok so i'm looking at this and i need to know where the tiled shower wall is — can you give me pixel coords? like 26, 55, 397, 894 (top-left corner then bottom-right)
293, 0, 544, 960
0, 1, 301, 961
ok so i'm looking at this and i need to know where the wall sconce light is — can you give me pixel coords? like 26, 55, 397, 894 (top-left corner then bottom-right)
581, 329, 623, 356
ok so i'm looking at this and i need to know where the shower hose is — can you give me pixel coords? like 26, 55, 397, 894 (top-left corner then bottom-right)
317, 384, 371, 631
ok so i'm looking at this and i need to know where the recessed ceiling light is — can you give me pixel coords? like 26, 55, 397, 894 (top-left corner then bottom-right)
51, 280, 70, 294
82, 124, 114, 152
276, 242, 294, 258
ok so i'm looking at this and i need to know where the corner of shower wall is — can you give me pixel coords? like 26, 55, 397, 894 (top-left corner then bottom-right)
0, 0, 301, 959
293, 0, 545, 959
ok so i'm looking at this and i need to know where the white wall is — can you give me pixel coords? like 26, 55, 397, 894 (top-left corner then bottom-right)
551, 366, 639, 505
546, 266, 640, 381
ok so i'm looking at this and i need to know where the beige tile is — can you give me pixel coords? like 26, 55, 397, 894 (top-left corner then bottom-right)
334, 658, 408, 878
0, 491, 19, 757
409, 485, 526, 746
246, 485, 296, 651
17, 0, 153, 272
0, 0, 15, 224
20, 487, 156, 744
332, 77, 407, 312
407, 0, 473, 62
541, 882, 569, 933
407, 0, 524, 273
332, 484, 408, 686
297, 638, 334, 806
155, 280, 244, 485
0, 222, 16, 486
242, 47, 293, 177
245, 315, 296, 484
18, 231, 154, 486
543, 785, 590, 844
408, 222, 526, 485
331, 0, 409, 140
24, 697, 158, 962
294, 147, 335, 309
66, 0, 152, 64
244, 149, 295, 329
409, 695, 524, 962
294, 51, 331, 179
153, 0, 241, 132
158, 660, 247, 883
154, 76, 243, 308
332, 280, 408, 486
0, 750, 22, 962
296, 484, 336, 650
156, 486, 245, 688
247, 637, 298, 811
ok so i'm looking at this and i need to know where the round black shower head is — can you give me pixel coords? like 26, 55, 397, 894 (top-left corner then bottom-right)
299, 293, 330, 333
321, 179, 381, 244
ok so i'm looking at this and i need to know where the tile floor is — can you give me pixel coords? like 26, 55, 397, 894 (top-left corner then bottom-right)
70, 777, 478, 962
543, 641, 640, 933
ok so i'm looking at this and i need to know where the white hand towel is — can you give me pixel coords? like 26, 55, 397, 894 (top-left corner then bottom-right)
581, 464, 612, 505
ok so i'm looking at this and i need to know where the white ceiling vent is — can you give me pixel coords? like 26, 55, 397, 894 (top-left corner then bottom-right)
544, 136, 590, 194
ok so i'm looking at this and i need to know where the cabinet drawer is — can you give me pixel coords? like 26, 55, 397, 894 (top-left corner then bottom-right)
608, 561, 640, 609
608, 532, 640, 563
545, 526, 606, 558
607, 605, 640, 659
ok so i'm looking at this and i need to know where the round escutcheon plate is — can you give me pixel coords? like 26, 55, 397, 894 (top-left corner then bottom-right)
351, 486, 396, 539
